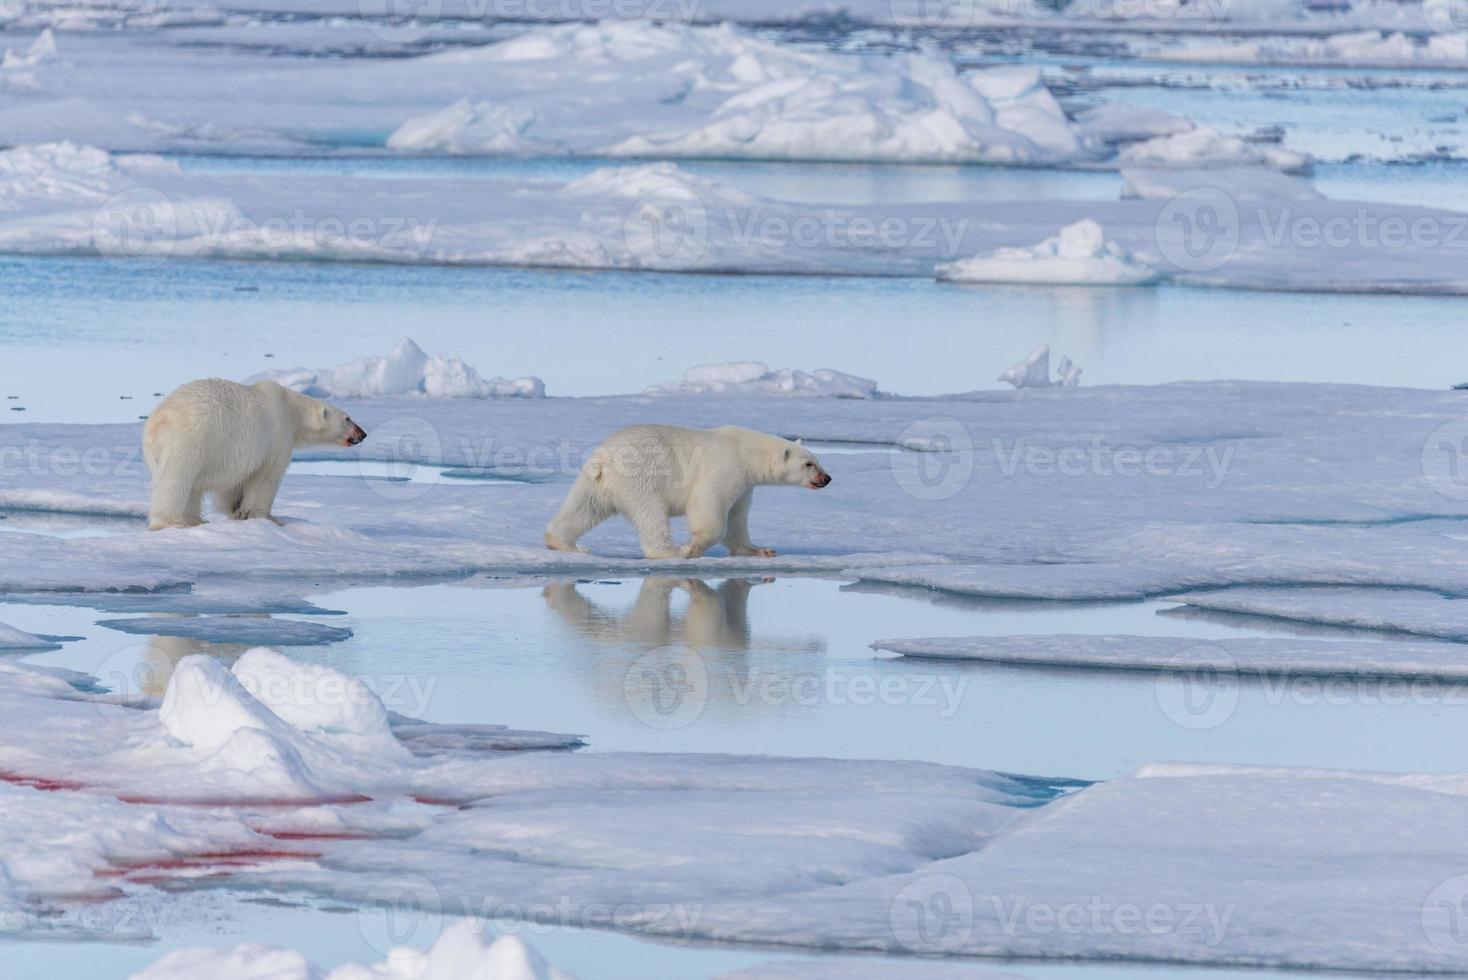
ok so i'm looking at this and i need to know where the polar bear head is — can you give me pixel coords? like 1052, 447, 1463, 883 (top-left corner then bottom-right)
289, 390, 367, 447
775, 439, 831, 489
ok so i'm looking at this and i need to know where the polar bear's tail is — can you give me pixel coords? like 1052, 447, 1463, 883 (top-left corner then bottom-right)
545, 458, 612, 553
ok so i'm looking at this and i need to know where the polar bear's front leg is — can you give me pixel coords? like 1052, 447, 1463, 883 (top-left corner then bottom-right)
681, 491, 729, 559
232, 456, 288, 524
721, 489, 776, 558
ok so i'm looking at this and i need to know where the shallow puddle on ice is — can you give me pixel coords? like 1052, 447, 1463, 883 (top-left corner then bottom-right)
13, 576, 1468, 781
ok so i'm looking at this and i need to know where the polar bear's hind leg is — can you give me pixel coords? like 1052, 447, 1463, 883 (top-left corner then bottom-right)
148, 470, 205, 531
546, 471, 612, 553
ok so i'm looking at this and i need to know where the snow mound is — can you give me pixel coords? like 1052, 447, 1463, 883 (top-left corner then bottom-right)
131, 921, 574, 980
0, 620, 54, 650
1075, 102, 1194, 145
250, 338, 544, 400
389, 22, 1088, 165
938, 218, 1157, 287
997, 344, 1083, 388
1118, 127, 1310, 173
149, 649, 408, 801
387, 99, 537, 155
646, 361, 881, 398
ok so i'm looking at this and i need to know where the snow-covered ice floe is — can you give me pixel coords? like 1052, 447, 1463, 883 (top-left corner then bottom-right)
877, 633, 1468, 678
130, 921, 573, 980
6, 143, 1468, 293
939, 219, 1158, 287
0, 20, 1089, 165
645, 362, 881, 398
1159, 29, 1468, 68
249, 338, 544, 400
11, 379, 1468, 641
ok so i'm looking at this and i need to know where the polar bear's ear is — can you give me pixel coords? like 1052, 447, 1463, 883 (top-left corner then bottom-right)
782, 448, 791, 461
794, 438, 803, 446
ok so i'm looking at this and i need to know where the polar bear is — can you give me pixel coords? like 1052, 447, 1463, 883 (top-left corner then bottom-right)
545, 425, 832, 559
143, 379, 366, 531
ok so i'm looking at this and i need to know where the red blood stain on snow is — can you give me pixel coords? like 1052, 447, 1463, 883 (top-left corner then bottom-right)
0, 769, 87, 792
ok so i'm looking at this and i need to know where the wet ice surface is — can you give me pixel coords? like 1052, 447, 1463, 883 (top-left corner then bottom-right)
12, 575, 1468, 780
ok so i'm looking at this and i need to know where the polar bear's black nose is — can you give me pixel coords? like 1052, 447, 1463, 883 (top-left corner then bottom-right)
345, 423, 367, 446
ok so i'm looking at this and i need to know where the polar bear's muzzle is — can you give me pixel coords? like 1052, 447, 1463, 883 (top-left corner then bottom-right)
809, 469, 832, 489
344, 421, 367, 447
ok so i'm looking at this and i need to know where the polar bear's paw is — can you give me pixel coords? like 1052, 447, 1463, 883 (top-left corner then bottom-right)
729, 545, 778, 558
544, 531, 588, 553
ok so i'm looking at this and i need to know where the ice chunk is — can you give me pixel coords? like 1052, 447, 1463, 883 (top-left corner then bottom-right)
250, 338, 544, 400
995, 343, 1085, 388
646, 361, 881, 398
939, 219, 1157, 287
1, 29, 56, 70
1118, 126, 1310, 172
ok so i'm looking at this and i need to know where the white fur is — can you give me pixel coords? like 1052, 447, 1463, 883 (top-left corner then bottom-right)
143, 379, 364, 530
545, 424, 832, 559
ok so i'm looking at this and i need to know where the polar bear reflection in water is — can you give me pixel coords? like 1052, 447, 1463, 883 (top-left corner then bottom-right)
543, 577, 827, 728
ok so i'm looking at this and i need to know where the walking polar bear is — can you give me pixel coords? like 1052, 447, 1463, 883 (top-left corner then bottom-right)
545, 424, 832, 559
143, 379, 366, 530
